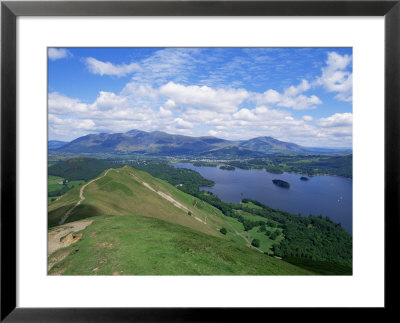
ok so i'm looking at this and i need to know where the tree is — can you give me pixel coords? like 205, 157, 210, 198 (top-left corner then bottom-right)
272, 244, 282, 257
251, 239, 260, 248
220, 227, 227, 235
188, 211, 192, 216
270, 231, 279, 240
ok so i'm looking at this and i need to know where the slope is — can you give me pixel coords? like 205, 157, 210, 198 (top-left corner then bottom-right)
48, 165, 315, 275
48, 215, 314, 275
49, 165, 231, 237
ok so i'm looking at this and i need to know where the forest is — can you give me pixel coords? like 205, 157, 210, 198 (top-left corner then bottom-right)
48, 157, 116, 181
193, 195, 352, 269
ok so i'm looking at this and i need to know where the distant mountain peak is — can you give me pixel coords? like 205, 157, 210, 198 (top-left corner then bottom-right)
126, 129, 145, 134
49, 129, 351, 156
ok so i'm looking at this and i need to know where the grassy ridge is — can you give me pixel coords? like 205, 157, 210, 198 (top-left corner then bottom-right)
49, 166, 228, 238
49, 215, 314, 275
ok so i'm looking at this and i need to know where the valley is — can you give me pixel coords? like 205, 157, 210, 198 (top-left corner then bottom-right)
48, 165, 314, 275
48, 156, 352, 275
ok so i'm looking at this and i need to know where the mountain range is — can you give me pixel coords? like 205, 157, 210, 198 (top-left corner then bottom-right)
48, 140, 68, 150
49, 129, 351, 157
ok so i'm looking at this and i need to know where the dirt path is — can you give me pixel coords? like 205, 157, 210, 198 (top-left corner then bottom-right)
48, 219, 93, 255
157, 191, 190, 212
59, 169, 112, 225
128, 171, 208, 224
48, 219, 93, 271
228, 222, 264, 253
129, 172, 191, 211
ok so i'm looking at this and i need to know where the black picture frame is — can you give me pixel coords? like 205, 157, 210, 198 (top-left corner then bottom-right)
1, 0, 399, 321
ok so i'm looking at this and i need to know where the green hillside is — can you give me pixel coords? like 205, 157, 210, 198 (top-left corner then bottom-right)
49, 166, 226, 237
48, 165, 316, 275
48, 215, 313, 275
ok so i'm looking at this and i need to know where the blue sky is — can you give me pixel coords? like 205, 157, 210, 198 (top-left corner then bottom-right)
48, 47, 352, 147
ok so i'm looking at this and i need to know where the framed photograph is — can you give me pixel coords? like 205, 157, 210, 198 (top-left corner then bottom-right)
1, 0, 399, 321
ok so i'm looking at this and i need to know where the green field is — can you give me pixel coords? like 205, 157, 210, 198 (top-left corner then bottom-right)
241, 201, 263, 210
49, 215, 314, 275
48, 175, 85, 204
236, 209, 269, 222
48, 175, 84, 192
223, 210, 283, 254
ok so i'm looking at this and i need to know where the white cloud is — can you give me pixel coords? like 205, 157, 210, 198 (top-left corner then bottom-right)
208, 130, 219, 136
48, 48, 71, 61
48, 92, 88, 115
174, 118, 193, 129
85, 57, 141, 77
48, 114, 96, 140
233, 108, 257, 121
109, 107, 156, 122
91, 91, 128, 111
131, 48, 202, 85
315, 52, 352, 102
178, 104, 351, 147
164, 99, 176, 109
48, 62, 351, 146
121, 83, 159, 99
317, 112, 352, 127
77, 119, 96, 129
278, 94, 322, 110
255, 89, 281, 104
48, 90, 159, 136
159, 106, 172, 118
159, 82, 249, 113
182, 109, 230, 126
48, 88, 351, 146
254, 80, 322, 110
284, 79, 311, 97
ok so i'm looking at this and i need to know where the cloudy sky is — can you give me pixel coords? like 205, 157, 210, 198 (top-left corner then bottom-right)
48, 47, 352, 148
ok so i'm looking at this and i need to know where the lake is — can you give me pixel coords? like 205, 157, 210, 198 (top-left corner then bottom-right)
173, 163, 352, 233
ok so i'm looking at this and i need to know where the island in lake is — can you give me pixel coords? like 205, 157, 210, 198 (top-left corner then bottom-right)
300, 176, 309, 181
220, 165, 235, 171
272, 179, 290, 188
